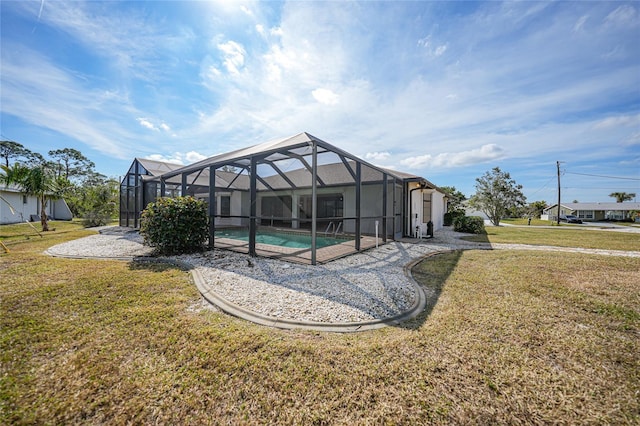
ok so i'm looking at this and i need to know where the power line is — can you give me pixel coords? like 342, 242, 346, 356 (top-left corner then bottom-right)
565, 171, 640, 181
527, 175, 556, 197
562, 186, 639, 190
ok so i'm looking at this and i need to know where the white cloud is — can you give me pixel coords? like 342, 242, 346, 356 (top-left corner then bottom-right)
9, 0, 633, 181
400, 144, 506, 170
604, 4, 638, 28
185, 151, 208, 163
593, 113, 640, 129
311, 88, 339, 105
146, 154, 184, 164
145, 150, 208, 165
19, 1, 181, 79
137, 118, 157, 131
417, 35, 447, 57
240, 5, 253, 17
434, 44, 448, 56
217, 40, 246, 75
137, 118, 172, 133
0, 44, 132, 158
573, 15, 589, 32
365, 152, 391, 161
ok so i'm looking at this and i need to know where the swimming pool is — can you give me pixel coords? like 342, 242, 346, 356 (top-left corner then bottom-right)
215, 229, 346, 249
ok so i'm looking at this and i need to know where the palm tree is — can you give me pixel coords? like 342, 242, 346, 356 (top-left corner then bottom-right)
609, 192, 636, 203
1, 164, 59, 231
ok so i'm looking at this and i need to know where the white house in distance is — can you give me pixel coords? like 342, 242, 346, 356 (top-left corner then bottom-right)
0, 184, 73, 225
543, 202, 640, 222
120, 132, 448, 264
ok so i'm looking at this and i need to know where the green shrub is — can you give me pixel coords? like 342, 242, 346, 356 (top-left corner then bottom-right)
140, 196, 209, 255
453, 215, 486, 234
444, 211, 465, 226
82, 211, 112, 227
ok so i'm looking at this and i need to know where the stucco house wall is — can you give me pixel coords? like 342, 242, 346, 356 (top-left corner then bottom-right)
1, 186, 72, 224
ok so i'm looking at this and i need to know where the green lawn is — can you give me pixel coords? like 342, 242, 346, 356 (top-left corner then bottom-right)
501, 218, 640, 228
0, 219, 111, 245
462, 225, 640, 251
500, 218, 551, 226
1, 225, 639, 424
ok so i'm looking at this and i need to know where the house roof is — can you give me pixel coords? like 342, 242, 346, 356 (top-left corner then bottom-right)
140, 131, 444, 192
546, 202, 640, 211
158, 132, 332, 178
1, 184, 24, 193
135, 158, 184, 178
157, 161, 408, 192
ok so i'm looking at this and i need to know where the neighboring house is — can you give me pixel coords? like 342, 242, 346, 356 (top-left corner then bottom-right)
462, 203, 489, 220
0, 184, 73, 224
120, 132, 448, 263
543, 202, 640, 222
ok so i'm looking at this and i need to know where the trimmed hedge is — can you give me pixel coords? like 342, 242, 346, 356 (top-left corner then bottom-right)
453, 215, 486, 234
140, 196, 209, 255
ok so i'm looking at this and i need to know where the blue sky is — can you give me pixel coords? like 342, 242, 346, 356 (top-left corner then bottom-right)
1, 0, 639, 203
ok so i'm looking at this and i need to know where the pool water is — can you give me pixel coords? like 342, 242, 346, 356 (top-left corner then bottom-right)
215, 229, 344, 249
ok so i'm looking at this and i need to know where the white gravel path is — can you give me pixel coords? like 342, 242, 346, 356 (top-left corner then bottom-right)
45, 226, 639, 325
46, 227, 464, 323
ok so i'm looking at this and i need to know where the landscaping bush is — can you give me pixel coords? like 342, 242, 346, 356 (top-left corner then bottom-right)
140, 196, 209, 255
82, 211, 112, 227
453, 215, 486, 234
444, 211, 465, 226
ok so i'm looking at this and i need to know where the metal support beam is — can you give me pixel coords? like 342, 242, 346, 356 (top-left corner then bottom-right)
311, 142, 318, 265
403, 181, 408, 236
355, 162, 361, 251
263, 159, 298, 189
190, 168, 204, 186
181, 173, 187, 197
339, 155, 358, 182
224, 166, 247, 190
133, 161, 139, 228
285, 151, 326, 187
256, 174, 276, 192
382, 173, 388, 242
209, 166, 216, 249
249, 157, 257, 257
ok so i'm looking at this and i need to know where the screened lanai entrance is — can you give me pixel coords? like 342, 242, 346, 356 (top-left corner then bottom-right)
120, 132, 406, 265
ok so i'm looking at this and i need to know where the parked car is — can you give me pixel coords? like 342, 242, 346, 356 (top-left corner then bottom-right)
560, 215, 583, 224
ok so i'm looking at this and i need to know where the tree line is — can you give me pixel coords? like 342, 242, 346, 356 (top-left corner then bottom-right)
0, 140, 118, 231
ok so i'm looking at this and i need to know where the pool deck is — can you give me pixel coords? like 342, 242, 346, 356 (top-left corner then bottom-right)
214, 235, 383, 264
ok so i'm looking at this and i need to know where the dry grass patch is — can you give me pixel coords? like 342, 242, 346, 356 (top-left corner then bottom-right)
1, 233, 639, 424
0, 220, 92, 246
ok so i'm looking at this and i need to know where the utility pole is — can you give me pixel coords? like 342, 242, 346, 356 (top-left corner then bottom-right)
556, 161, 561, 225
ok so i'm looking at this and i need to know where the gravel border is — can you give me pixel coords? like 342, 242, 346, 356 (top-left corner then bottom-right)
45, 226, 640, 332
45, 227, 470, 331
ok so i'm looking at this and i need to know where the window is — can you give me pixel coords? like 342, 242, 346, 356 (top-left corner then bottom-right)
422, 193, 432, 223
577, 210, 593, 219
317, 194, 343, 219
23, 195, 27, 204
261, 196, 292, 218
220, 195, 231, 217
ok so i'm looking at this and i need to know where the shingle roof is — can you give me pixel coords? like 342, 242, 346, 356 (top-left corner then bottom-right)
548, 202, 640, 211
